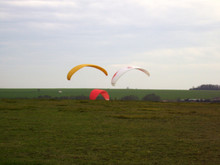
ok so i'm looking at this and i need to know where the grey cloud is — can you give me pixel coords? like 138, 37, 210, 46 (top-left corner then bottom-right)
1, 0, 220, 88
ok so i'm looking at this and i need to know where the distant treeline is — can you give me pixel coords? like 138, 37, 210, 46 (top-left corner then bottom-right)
190, 84, 220, 90
37, 93, 161, 102
38, 95, 89, 100
5, 93, 220, 102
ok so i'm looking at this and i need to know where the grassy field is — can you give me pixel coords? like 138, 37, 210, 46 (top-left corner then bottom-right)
0, 99, 219, 164
1, 88, 220, 101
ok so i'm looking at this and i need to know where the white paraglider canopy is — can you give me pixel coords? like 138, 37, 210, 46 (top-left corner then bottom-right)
111, 66, 150, 86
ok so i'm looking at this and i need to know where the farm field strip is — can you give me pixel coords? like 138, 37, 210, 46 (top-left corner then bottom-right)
1, 88, 220, 101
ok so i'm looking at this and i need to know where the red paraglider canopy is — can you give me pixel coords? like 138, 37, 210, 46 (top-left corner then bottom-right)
89, 89, 110, 101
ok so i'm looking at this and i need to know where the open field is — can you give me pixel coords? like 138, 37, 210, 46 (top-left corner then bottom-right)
0, 99, 219, 164
1, 88, 220, 101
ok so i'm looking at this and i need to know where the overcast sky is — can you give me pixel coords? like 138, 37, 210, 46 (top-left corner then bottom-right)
1, 0, 220, 89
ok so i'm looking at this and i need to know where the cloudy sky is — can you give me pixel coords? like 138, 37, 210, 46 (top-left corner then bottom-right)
1, 0, 220, 89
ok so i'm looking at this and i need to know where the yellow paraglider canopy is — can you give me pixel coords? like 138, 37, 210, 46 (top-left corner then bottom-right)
67, 64, 108, 80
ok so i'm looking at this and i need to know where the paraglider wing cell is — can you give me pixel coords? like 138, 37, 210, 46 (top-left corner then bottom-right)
67, 64, 108, 80
90, 89, 110, 101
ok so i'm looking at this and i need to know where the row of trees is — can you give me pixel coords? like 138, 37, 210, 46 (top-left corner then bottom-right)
38, 93, 161, 102
190, 84, 220, 90
38, 95, 89, 100
120, 93, 161, 101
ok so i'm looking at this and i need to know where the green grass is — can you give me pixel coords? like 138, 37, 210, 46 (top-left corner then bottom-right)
0, 99, 219, 164
1, 88, 220, 101
107, 89, 220, 100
